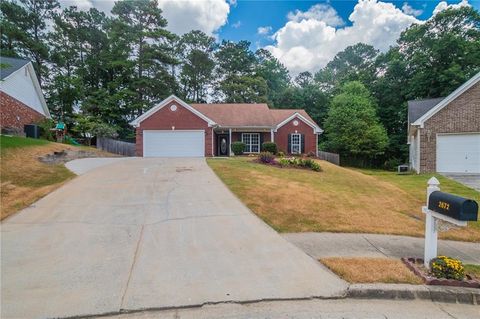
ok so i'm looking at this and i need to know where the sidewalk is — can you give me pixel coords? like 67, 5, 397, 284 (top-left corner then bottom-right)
282, 232, 480, 264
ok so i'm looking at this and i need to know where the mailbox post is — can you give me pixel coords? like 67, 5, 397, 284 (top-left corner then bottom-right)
424, 177, 440, 268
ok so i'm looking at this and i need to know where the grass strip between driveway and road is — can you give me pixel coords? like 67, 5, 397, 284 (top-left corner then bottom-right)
321, 257, 480, 284
207, 157, 480, 242
320, 257, 423, 284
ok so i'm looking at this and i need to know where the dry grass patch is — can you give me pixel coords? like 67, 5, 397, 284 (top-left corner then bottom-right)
1, 137, 114, 220
207, 157, 480, 241
321, 257, 423, 284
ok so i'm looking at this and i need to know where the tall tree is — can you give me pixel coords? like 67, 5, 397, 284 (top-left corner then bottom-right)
178, 30, 216, 103
110, 0, 178, 116
398, 6, 480, 98
323, 81, 388, 166
315, 43, 379, 93
214, 40, 267, 103
255, 49, 290, 107
0, 0, 60, 85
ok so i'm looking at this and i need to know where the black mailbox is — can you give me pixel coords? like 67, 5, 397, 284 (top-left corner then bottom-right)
428, 191, 478, 221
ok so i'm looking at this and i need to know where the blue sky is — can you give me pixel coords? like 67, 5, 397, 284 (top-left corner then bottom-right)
62, 0, 480, 73
218, 0, 480, 48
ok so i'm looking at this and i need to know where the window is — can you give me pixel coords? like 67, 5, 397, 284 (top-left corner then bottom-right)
242, 133, 260, 153
291, 133, 301, 154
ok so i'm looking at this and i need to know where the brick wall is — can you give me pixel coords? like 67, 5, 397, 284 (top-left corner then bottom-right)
135, 100, 213, 157
0, 91, 45, 134
419, 81, 480, 172
275, 117, 317, 154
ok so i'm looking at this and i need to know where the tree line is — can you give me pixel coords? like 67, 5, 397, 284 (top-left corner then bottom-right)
1, 0, 479, 168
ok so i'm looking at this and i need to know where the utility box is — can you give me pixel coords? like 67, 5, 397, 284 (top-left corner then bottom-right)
428, 191, 478, 221
24, 124, 41, 139
397, 164, 409, 174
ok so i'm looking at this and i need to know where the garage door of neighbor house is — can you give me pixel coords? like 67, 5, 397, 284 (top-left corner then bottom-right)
143, 130, 205, 157
437, 133, 480, 173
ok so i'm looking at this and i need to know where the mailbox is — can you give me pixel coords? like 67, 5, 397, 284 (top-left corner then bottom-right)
428, 191, 478, 221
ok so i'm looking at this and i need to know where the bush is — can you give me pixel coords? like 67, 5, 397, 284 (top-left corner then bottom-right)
277, 151, 285, 158
278, 157, 322, 172
430, 256, 465, 280
261, 142, 277, 154
37, 118, 55, 141
231, 141, 246, 155
259, 151, 275, 164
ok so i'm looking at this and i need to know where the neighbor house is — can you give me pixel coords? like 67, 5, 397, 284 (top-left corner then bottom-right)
407, 72, 480, 174
130, 95, 323, 157
0, 56, 51, 134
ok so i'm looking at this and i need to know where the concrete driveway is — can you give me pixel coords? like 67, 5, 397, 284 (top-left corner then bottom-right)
1, 158, 346, 319
442, 173, 480, 191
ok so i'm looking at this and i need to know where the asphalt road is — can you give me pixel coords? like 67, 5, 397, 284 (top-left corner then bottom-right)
1, 158, 346, 319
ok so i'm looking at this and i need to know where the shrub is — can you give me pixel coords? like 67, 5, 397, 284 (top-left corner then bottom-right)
278, 157, 322, 172
261, 142, 277, 154
430, 256, 465, 280
259, 151, 275, 164
231, 141, 246, 155
306, 151, 316, 157
277, 151, 285, 158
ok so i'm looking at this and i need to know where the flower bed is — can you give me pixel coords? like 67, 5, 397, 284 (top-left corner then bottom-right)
256, 152, 322, 172
401, 257, 480, 288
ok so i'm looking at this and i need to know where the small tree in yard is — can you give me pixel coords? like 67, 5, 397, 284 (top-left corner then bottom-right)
73, 115, 117, 145
323, 81, 388, 166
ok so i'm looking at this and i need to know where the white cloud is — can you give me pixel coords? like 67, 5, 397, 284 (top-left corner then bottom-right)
232, 21, 242, 28
257, 26, 272, 35
266, 0, 420, 74
433, 0, 470, 15
60, 0, 231, 35
287, 3, 345, 27
158, 0, 230, 35
401, 2, 423, 17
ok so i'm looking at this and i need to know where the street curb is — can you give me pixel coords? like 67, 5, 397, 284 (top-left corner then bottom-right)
347, 283, 479, 305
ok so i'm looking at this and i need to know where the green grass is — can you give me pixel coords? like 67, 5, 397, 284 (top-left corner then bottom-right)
0, 135, 49, 150
356, 169, 479, 202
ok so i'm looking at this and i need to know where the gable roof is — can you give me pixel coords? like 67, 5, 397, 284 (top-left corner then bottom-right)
191, 103, 273, 127
407, 97, 444, 124
0, 56, 30, 80
129, 95, 216, 127
0, 56, 50, 118
131, 96, 322, 133
412, 71, 480, 127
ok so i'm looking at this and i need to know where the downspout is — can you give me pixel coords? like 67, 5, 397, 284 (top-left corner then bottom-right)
229, 128, 232, 156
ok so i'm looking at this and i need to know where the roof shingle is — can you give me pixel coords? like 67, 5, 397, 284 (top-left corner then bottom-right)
0, 56, 30, 80
190, 103, 319, 128
407, 97, 445, 124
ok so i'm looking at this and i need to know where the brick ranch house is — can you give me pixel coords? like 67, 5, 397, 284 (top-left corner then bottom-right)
130, 95, 323, 157
0, 56, 51, 134
408, 71, 480, 174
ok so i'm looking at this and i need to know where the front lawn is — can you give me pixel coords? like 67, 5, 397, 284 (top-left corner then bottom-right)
0, 135, 112, 220
207, 157, 480, 242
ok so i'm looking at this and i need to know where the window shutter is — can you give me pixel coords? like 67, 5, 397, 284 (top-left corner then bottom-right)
301, 134, 305, 153
260, 133, 264, 151
288, 134, 292, 153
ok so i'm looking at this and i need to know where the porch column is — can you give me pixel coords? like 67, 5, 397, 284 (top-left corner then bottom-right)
270, 129, 274, 142
229, 128, 232, 156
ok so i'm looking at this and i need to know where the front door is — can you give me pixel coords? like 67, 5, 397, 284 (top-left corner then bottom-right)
217, 134, 229, 156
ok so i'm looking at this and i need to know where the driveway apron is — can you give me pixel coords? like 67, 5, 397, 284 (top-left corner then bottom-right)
1, 158, 347, 318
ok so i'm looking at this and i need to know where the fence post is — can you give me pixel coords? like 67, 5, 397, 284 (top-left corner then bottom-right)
424, 177, 440, 268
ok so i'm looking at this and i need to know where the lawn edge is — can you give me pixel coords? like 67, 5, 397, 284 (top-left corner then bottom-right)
347, 283, 480, 305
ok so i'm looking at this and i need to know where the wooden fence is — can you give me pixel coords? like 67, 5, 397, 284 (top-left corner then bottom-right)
317, 150, 340, 165
97, 137, 136, 157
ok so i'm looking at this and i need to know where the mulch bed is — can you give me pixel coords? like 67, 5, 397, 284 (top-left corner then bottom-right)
402, 257, 480, 288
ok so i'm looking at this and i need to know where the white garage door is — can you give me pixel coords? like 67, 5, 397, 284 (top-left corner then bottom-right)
437, 134, 480, 173
143, 130, 205, 157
